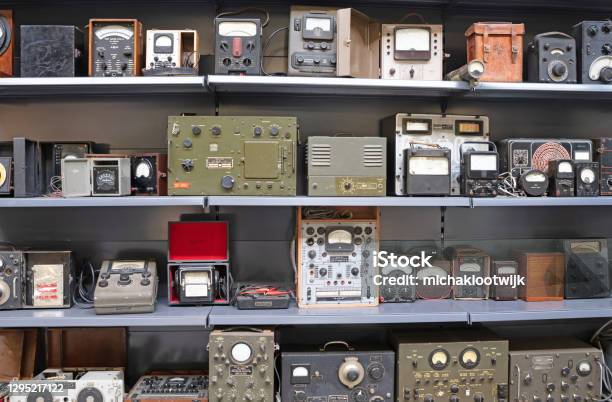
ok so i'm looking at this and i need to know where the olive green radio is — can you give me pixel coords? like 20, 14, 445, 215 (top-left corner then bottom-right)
167, 116, 297, 196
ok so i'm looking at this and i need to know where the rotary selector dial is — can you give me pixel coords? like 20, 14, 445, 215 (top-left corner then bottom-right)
339, 357, 365, 389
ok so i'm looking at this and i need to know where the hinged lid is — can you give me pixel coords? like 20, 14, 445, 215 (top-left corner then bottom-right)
168, 221, 229, 262
465, 22, 525, 37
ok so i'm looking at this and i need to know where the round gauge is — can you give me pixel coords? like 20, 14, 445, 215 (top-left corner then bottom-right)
327, 229, 352, 244
0, 162, 6, 187
95, 170, 117, 191
558, 161, 573, 173
459, 348, 480, 369
135, 159, 152, 178
395, 28, 430, 51
589, 56, 612, 80
525, 171, 546, 182
576, 360, 592, 376
380, 269, 405, 301
416, 265, 451, 299
231, 342, 252, 363
155, 34, 173, 48
0, 280, 10, 305
429, 348, 450, 370
580, 168, 596, 184
0, 24, 4, 41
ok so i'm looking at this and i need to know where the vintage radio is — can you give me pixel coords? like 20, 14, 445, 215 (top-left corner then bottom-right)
416, 259, 451, 299
281, 341, 395, 402
145, 29, 198, 75
20, 25, 85, 77
383, 113, 490, 195
460, 141, 499, 197
380, 264, 416, 303
527, 32, 577, 83
90, 157, 131, 196
0, 329, 37, 382
89, 19, 143, 77
23, 251, 73, 309
208, 328, 275, 402
509, 338, 603, 402
405, 145, 451, 196
214, 18, 261, 75
547, 159, 575, 197
595, 138, 612, 195
0, 10, 13, 77
131, 153, 168, 196
465, 22, 525, 82
575, 161, 600, 197
393, 328, 509, 402
446, 59, 486, 85
0, 251, 23, 310
563, 239, 610, 299
514, 251, 565, 302
307, 136, 386, 196
94, 259, 158, 314
13, 138, 43, 198
297, 207, 379, 308
498, 138, 593, 175
168, 221, 230, 306
520, 169, 549, 197
126, 374, 209, 402
446, 246, 491, 300
381, 23, 443, 80
167, 116, 297, 196
61, 158, 91, 197
573, 21, 612, 84
288, 6, 338, 76
491, 260, 519, 301
10, 369, 124, 402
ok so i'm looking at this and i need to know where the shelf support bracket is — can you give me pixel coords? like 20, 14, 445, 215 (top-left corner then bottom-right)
203, 196, 210, 213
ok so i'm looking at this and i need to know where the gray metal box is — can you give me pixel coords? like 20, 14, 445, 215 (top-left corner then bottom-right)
61, 158, 91, 197
90, 157, 131, 196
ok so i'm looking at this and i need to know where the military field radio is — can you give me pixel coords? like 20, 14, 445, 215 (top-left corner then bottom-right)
460, 141, 499, 197
281, 341, 395, 402
491, 260, 519, 301
446, 246, 491, 300
528, 31, 577, 83
0, 10, 13, 77
381, 15, 444, 80
89, 19, 143, 77
126, 374, 209, 402
167, 221, 231, 306
215, 17, 262, 75
575, 161, 600, 196
145, 29, 198, 75
547, 159, 575, 197
297, 206, 379, 308
509, 338, 603, 402
595, 138, 612, 195
307, 136, 386, 197
208, 328, 276, 402
167, 116, 297, 196
573, 21, 612, 84
20, 25, 85, 77
563, 239, 610, 299
393, 328, 509, 402
383, 113, 490, 196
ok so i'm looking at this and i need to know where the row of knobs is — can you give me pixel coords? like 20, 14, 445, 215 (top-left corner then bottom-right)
179, 125, 281, 138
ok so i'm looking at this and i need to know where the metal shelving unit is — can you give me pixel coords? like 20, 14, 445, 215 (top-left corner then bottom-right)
471, 197, 612, 207
207, 196, 471, 207
0, 196, 205, 208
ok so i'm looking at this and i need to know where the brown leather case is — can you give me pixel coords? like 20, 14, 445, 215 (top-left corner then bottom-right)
0, 10, 14, 77
514, 251, 565, 301
336, 8, 380, 78
88, 19, 143, 77
45, 327, 127, 368
0, 329, 37, 381
465, 22, 525, 82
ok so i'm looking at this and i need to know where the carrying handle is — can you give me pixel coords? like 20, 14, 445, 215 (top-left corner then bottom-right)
399, 13, 427, 24
409, 141, 441, 149
333, 132, 354, 137
533, 31, 573, 41
220, 327, 264, 333
459, 141, 497, 158
321, 341, 354, 351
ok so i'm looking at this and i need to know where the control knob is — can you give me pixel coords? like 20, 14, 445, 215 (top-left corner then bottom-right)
181, 159, 194, 172
221, 175, 235, 189
293, 390, 306, 402
367, 363, 384, 381
424, 395, 434, 402
338, 357, 365, 389
450, 396, 460, 402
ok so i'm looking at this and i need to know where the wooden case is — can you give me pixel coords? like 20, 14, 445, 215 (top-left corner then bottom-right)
0, 329, 37, 381
336, 8, 380, 78
88, 19, 143, 77
0, 10, 13, 77
465, 22, 525, 82
514, 251, 565, 301
45, 327, 127, 368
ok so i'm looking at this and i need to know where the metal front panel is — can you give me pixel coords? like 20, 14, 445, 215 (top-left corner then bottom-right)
167, 116, 297, 196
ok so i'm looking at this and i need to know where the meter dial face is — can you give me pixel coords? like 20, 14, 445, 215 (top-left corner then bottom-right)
219, 21, 257, 37
395, 28, 430, 51
231, 342, 252, 363
580, 168, 596, 184
135, 159, 152, 178
459, 348, 480, 369
429, 348, 450, 370
327, 229, 352, 245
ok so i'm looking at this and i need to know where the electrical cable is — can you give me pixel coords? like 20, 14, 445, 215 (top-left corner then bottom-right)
302, 207, 353, 219
215, 8, 270, 27
72, 260, 98, 309
591, 320, 612, 401
261, 26, 288, 76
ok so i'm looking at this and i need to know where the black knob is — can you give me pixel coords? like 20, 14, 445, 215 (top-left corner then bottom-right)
221, 175, 235, 189
183, 139, 193, 149
270, 126, 279, 136
604, 24, 612, 33
223, 58, 231, 66
192, 127, 201, 135
306, 238, 315, 246
307, 42, 315, 49
211, 126, 222, 136
319, 268, 327, 277
574, 396, 583, 402
314, 58, 321, 64
294, 391, 306, 402
603, 43, 612, 54
368, 363, 384, 381
97, 50, 105, 58
474, 394, 484, 402
552, 63, 567, 77
98, 280, 108, 287
351, 267, 360, 276
121, 63, 128, 70
346, 369, 359, 382
308, 251, 316, 259
424, 395, 434, 402
451, 396, 460, 402
547, 396, 554, 402
547, 383, 556, 392
561, 367, 570, 377
600, 67, 612, 82
320, 42, 328, 50
588, 25, 599, 36
450, 385, 459, 393
306, 227, 315, 235
243, 58, 252, 66
124, 51, 132, 57
181, 159, 194, 172
253, 127, 263, 136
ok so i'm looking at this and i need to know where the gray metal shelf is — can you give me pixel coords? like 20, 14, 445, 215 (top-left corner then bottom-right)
471, 196, 612, 207
0, 299, 210, 328
469, 82, 612, 100
459, 299, 612, 323
208, 300, 468, 326
0, 77, 207, 97
207, 75, 467, 97
0, 196, 205, 207
207, 196, 470, 207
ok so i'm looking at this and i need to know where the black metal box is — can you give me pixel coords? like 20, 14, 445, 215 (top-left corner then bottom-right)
20, 25, 85, 77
